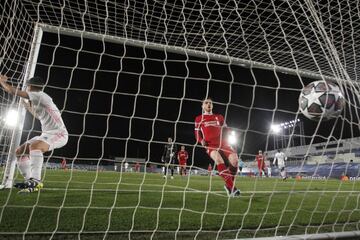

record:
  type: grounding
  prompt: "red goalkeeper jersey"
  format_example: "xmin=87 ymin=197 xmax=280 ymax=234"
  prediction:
xmin=194 ymin=113 xmax=226 ymax=145
xmin=177 ymin=150 xmax=188 ymax=164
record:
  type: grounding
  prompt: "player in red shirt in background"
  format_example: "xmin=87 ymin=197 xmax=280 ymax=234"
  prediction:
xmin=194 ymin=98 xmax=240 ymax=197
xmin=255 ymin=150 xmax=268 ymax=177
xmin=207 ymin=163 xmax=213 ymax=176
xmin=61 ymin=158 xmax=67 ymax=171
xmin=177 ymin=145 xmax=188 ymax=176
xmin=134 ymin=162 xmax=141 ymax=172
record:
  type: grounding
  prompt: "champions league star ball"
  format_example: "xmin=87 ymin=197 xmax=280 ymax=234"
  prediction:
xmin=299 ymin=80 xmax=345 ymax=121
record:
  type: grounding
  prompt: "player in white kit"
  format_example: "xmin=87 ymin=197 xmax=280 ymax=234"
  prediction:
xmin=0 ymin=75 xmax=68 ymax=193
xmin=273 ymin=149 xmax=287 ymax=180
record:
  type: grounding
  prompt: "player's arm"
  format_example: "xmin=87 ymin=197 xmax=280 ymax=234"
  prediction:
xmin=0 ymin=75 xmax=29 ymax=99
xmin=219 ymin=114 xmax=230 ymax=133
xmin=194 ymin=116 xmax=205 ymax=145
xmin=172 ymin=144 xmax=177 ymax=156
xmin=20 ymin=99 xmax=36 ymax=116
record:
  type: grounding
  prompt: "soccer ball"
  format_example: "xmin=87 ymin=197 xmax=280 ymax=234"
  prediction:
xmin=299 ymin=80 xmax=345 ymax=121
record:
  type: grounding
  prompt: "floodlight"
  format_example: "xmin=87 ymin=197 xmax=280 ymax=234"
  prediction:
xmin=4 ymin=109 xmax=19 ymax=128
xmin=228 ymin=130 xmax=237 ymax=145
xmin=270 ymin=124 xmax=281 ymax=134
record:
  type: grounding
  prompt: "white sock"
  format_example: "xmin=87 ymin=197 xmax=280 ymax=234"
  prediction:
xmin=30 ymin=150 xmax=44 ymax=181
xmin=17 ymin=156 xmax=31 ymax=180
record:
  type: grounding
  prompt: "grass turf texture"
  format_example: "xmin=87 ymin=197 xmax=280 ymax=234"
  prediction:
xmin=0 ymin=170 xmax=359 ymax=239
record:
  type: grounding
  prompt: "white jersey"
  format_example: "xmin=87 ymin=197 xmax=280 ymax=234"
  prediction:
xmin=274 ymin=152 xmax=287 ymax=167
xmin=28 ymin=91 xmax=67 ymax=133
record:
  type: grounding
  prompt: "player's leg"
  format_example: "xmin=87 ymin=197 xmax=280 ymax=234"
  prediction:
xmin=262 ymin=166 xmax=268 ymax=177
xmin=14 ymin=143 xmax=31 ymax=188
xmin=19 ymin=131 xmax=68 ymax=194
xmin=280 ymin=166 xmax=287 ymax=180
xmin=163 ymin=162 xmax=168 ymax=178
xmin=257 ymin=163 xmax=262 ymax=177
xmin=15 ymin=143 xmax=31 ymax=178
xmin=259 ymin=162 xmax=266 ymax=177
xmin=225 ymin=152 xmax=241 ymax=196
xmin=17 ymin=140 xmax=48 ymax=194
xmin=29 ymin=140 xmax=49 ymax=181
xmin=227 ymin=153 xmax=239 ymax=176
xmin=209 ymin=149 xmax=236 ymax=195
xmin=170 ymin=164 xmax=174 ymax=179
xmin=179 ymin=165 xmax=183 ymax=176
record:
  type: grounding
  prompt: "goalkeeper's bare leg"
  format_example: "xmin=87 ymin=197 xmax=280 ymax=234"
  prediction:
xmin=15 ymin=143 xmax=31 ymax=186
xmin=17 ymin=140 xmax=48 ymax=193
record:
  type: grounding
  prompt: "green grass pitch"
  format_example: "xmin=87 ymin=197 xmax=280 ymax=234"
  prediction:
xmin=0 ymin=169 xmax=359 ymax=239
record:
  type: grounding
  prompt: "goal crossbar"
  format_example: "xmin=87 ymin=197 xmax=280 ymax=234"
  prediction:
xmin=38 ymin=23 xmax=341 ymax=83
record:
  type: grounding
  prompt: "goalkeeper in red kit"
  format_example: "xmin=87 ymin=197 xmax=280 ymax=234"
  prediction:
xmin=194 ymin=98 xmax=240 ymax=197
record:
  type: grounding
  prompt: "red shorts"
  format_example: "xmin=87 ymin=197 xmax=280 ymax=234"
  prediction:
xmin=179 ymin=161 xmax=187 ymax=167
xmin=206 ymin=142 xmax=236 ymax=159
xmin=257 ymin=161 xmax=265 ymax=170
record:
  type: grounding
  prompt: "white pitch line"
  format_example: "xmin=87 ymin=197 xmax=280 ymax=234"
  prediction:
xmin=37 ymin=188 xmax=360 ymax=194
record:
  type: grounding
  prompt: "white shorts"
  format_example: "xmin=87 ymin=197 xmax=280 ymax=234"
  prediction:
xmin=278 ymin=164 xmax=285 ymax=170
xmin=27 ymin=130 xmax=68 ymax=151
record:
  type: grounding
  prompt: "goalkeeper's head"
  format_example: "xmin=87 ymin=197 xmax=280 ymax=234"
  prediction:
xmin=27 ymin=76 xmax=45 ymax=91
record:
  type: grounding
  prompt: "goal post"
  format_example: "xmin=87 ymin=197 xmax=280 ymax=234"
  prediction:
xmin=0 ymin=24 xmax=43 ymax=189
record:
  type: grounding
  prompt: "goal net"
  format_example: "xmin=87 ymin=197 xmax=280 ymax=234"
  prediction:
xmin=0 ymin=0 xmax=359 ymax=239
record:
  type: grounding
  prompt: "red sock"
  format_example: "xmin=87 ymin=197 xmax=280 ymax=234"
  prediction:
xmin=217 ymin=163 xmax=234 ymax=189
xmin=228 ymin=164 xmax=238 ymax=182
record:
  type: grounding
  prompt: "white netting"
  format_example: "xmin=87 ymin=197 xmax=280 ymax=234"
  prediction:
xmin=0 ymin=0 xmax=360 ymax=239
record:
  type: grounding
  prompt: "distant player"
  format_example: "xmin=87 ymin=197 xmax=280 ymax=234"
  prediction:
xmin=124 ymin=161 xmax=129 ymax=172
xmin=61 ymin=158 xmax=67 ymax=171
xmin=195 ymin=98 xmax=240 ymax=197
xmin=255 ymin=150 xmax=268 ymax=177
xmin=207 ymin=163 xmax=213 ymax=176
xmin=134 ymin=162 xmax=141 ymax=172
xmin=238 ymin=158 xmax=245 ymax=176
xmin=0 ymin=75 xmax=68 ymax=193
xmin=273 ymin=149 xmax=287 ymax=180
xmin=162 ymin=137 xmax=177 ymax=179
xmin=177 ymin=145 xmax=188 ymax=176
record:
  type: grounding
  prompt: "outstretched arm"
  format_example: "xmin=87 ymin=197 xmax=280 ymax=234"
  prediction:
xmin=0 ymin=75 xmax=29 ymax=99
xmin=20 ymin=99 xmax=35 ymax=116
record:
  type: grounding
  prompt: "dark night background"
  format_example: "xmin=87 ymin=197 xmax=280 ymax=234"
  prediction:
xmin=20 ymin=31 xmax=360 ymax=168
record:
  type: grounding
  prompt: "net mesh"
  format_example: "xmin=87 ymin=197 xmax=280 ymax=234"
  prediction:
xmin=0 ymin=0 xmax=359 ymax=239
